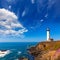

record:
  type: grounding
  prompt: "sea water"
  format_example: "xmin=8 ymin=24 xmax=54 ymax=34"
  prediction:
xmin=0 ymin=42 xmax=37 ymax=60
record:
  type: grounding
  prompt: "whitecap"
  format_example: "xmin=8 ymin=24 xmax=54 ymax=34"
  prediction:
xmin=0 ymin=50 xmax=11 ymax=58
xmin=18 ymin=51 xmax=21 ymax=55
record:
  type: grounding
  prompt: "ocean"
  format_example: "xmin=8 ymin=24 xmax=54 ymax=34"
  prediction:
xmin=0 ymin=42 xmax=38 ymax=60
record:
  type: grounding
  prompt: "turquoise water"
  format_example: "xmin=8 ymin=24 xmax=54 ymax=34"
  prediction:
xmin=0 ymin=42 xmax=37 ymax=60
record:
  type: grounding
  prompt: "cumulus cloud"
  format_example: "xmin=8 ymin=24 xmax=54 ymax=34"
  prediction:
xmin=0 ymin=8 xmax=28 ymax=36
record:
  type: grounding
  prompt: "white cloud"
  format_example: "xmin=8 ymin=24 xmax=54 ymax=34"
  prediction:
xmin=9 ymin=5 xmax=11 ymax=9
xmin=0 ymin=8 xmax=28 ymax=36
xmin=6 ymin=0 xmax=15 ymax=3
xmin=31 ymin=0 xmax=35 ymax=4
xmin=22 ymin=10 xmax=26 ymax=17
xmin=40 ymin=19 xmax=44 ymax=22
xmin=45 ymin=14 xmax=48 ymax=18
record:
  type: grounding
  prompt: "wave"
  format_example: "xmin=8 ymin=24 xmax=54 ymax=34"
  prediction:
xmin=0 ymin=50 xmax=11 ymax=58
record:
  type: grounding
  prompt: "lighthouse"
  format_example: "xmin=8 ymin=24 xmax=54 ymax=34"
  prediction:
xmin=47 ymin=28 xmax=50 ymax=41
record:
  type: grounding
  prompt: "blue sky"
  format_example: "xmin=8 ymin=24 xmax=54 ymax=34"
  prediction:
xmin=0 ymin=0 xmax=60 ymax=42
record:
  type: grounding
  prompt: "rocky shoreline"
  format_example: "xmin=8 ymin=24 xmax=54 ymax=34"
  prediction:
xmin=28 ymin=40 xmax=60 ymax=60
xmin=18 ymin=40 xmax=60 ymax=60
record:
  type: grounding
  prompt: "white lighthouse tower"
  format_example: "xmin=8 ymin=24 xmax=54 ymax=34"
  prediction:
xmin=47 ymin=28 xmax=50 ymax=41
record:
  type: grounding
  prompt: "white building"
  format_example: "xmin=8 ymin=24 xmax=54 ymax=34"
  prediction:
xmin=46 ymin=28 xmax=53 ymax=41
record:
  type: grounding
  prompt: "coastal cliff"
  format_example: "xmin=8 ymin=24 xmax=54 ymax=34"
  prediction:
xmin=28 ymin=40 xmax=60 ymax=60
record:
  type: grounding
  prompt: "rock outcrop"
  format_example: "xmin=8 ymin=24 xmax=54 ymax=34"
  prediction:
xmin=28 ymin=40 xmax=60 ymax=60
xmin=18 ymin=57 xmax=28 ymax=60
